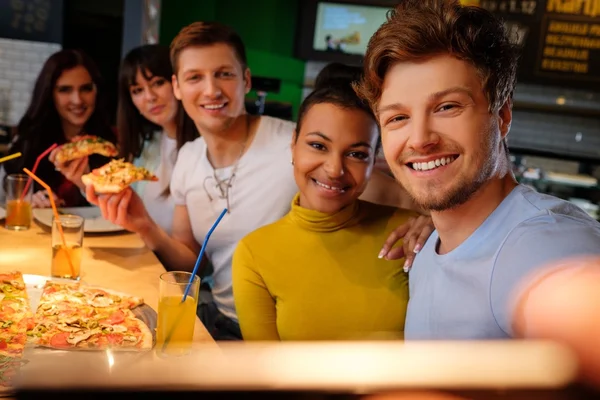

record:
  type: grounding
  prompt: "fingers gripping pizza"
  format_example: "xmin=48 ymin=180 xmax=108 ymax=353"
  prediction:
xmin=54 ymin=135 xmax=118 ymax=164
xmin=82 ymin=159 xmax=158 ymax=194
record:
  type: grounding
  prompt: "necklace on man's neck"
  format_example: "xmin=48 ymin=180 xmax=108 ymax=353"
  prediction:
xmin=203 ymin=115 xmax=252 ymax=213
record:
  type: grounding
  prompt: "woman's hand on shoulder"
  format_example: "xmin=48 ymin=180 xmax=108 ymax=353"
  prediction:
xmin=378 ymin=214 xmax=435 ymax=271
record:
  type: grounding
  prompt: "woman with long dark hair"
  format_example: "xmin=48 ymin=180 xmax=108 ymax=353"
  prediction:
xmin=1 ymin=49 xmax=116 ymax=207
xmin=111 ymin=44 xmax=197 ymax=233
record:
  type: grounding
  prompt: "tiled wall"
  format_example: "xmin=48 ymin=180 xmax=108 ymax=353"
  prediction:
xmin=0 ymin=37 xmax=61 ymax=127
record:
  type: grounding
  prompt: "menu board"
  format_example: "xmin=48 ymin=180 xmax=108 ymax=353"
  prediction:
xmin=0 ymin=0 xmax=63 ymax=44
xmin=466 ymin=0 xmax=600 ymax=90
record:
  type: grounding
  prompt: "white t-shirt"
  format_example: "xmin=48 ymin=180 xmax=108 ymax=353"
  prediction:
xmin=132 ymin=132 xmax=177 ymax=235
xmin=171 ymin=116 xmax=298 ymax=321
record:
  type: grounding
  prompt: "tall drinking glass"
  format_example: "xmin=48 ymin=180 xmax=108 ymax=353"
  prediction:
xmin=5 ymin=174 xmax=32 ymax=230
xmin=51 ymin=214 xmax=84 ymax=280
xmin=156 ymin=271 xmax=200 ymax=356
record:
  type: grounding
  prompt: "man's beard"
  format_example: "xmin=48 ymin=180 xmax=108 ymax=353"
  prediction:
xmin=407 ymin=166 xmax=490 ymax=211
xmin=394 ymin=136 xmax=499 ymax=212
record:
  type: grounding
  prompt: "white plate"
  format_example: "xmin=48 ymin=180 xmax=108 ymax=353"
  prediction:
xmin=0 ymin=207 xmax=5 ymax=220
xmin=32 ymin=207 xmax=124 ymax=233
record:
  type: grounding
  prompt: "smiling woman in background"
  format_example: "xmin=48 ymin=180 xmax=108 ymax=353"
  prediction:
xmin=1 ymin=49 xmax=116 ymax=208
xmin=231 ymin=64 xmax=424 ymax=341
xmin=111 ymin=44 xmax=198 ymax=233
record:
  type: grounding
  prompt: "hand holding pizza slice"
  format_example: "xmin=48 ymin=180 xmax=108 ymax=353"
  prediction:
xmin=82 ymin=159 xmax=158 ymax=194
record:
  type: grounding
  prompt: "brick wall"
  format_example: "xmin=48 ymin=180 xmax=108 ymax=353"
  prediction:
xmin=0 ymin=37 xmax=61 ymax=127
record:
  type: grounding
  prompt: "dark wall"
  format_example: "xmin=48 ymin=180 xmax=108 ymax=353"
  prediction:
xmin=160 ymin=0 xmax=305 ymax=120
xmin=62 ymin=0 xmax=124 ymax=125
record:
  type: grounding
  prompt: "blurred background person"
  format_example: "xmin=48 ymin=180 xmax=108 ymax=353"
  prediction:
xmin=1 ymin=49 xmax=116 ymax=208
xmin=111 ymin=44 xmax=198 ymax=234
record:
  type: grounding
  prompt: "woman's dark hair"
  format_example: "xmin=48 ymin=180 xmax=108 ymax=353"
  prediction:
xmin=4 ymin=49 xmax=115 ymax=200
xmin=295 ymin=62 xmax=379 ymax=150
xmin=117 ymin=44 xmax=198 ymax=160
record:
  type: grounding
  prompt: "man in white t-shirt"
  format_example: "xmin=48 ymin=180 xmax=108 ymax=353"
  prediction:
xmin=86 ymin=21 xmax=427 ymax=340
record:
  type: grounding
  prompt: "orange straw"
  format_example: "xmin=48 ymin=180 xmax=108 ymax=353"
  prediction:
xmin=21 ymin=143 xmax=58 ymax=200
xmin=22 ymin=168 xmax=75 ymax=277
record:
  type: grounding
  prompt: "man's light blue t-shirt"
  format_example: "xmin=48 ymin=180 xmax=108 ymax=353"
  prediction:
xmin=405 ymin=184 xmax=600 ymax=339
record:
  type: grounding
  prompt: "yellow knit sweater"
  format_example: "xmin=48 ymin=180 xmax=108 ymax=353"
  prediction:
xmin=232 ymin=193 xmax=415 ymax=341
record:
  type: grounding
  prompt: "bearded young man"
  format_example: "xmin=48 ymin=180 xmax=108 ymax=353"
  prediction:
xmin=357 ymin=0 xmax=600 ymax=339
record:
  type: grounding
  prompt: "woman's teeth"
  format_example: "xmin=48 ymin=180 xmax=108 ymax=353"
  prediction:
xmin=411 ymin=156 xmax=457 ymax=171
xmin=203 ymin=103 xmax=225 ymax=110
xmin=313 ymin=179 xmax=346 ymax=192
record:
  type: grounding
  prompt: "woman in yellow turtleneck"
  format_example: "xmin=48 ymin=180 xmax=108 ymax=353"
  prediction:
xmin=232 ymin=65 xmax=425 ymax=341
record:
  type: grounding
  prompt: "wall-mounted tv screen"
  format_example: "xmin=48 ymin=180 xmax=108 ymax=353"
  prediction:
xmin=296 ymin=0 xmax=395 ymax=66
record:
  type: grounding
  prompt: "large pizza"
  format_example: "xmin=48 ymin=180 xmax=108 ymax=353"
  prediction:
xmin=0 ymin=272 xmax=153 ymax=389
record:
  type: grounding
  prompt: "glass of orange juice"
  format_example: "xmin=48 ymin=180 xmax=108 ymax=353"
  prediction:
xmin=5 ymin=174 xmax=32 ymax=231
xmin=51 ymin=214 xmax=84 ymax=280
xmin=156 ymin=271 xmax=199 ymax=356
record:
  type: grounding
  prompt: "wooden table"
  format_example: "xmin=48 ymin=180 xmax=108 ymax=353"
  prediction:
xmin=0 ymin=219 xmax=215 ymax=345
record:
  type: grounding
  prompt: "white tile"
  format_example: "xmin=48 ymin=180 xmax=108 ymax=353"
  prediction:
xmin=5 ymin=70 xmax=22 ymax=80
xmin=21 ymin=52 xmax=38 ymax=63
xmin=4 ymin=50 xmax=24 ymax=61
xmin=23 ymin=72 xmax=37 ymax=82
xmin=0 ymin=59 xmax=11 ymax=70
xmin=10 ymin=89 xmax=22 ymax=100
xmin=8 ymin=110 xmax=24 ymax=126
xmin=12 ymin=61 xmax=29 ymax=71
xmin=0 ymin=79 xmax=10 ymax=89
xmin=17 ymin=41 xmax=35 ymax=50
xmin=0 ymin=39 xmax=13 ymax=49
xmin=29 ymin=65 xmax=42 ymax=78
xmin=11 ymin=81 xmax=28 ymax=91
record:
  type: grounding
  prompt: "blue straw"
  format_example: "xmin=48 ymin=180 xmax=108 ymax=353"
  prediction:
xmin=181 ymin=208 xmax=227 ymax=303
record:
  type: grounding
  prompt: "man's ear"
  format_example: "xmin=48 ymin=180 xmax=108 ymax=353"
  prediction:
xmin=172 ymin=74 xmax=182 ymax=100
xmin=244 ymin=68 xmax=252 ymax=94
xmin=498 ymin=99 xmax=512 ymax=140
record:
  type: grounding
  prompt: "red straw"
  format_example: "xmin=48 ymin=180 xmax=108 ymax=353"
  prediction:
xmin=20 ymin=143 xmax=58 ymax=200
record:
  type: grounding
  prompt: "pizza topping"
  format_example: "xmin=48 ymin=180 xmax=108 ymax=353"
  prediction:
xmin=49 ymin=332 xmax=72 ymax=349
xmin=0 ymin=284 xmax=16 ymax=294
xmin=103 ymin=324 xmax=127 ymax=334
xmin=0 ymin=321 xmax=12 ymax=329
xmin=66 ymin=329 xmax=101 ymax=346
xmin=106 ymin=333 xmax=124 ymax=345
xmin=54 ymin=135 xmax=118 ymax=163
xmin=2 ymin=280 xmax=24 ymax=291
xmin=91 ymin=296 xmax=114 ymax=308
xmin=123 ymin=335 xmax=138 ymax=343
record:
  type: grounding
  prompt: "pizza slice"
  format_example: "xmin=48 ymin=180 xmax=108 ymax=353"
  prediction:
xmin=0 ymin=272 xmax=32 ymax=389
xmin=37 ymin=281 xmax=144 ymax=310
xmin=81 ymin=159 xmax=158 ymax=194
xmin=54 ymin=135 xmax=118 ymax=164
